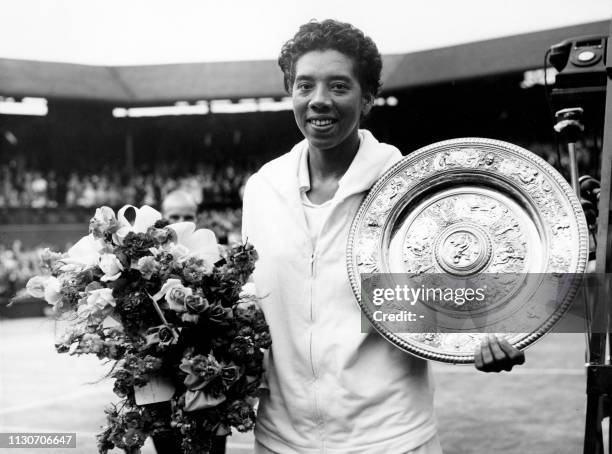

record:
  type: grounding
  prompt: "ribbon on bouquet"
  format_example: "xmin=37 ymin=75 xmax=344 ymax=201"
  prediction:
xmin=184 ymin=391 xmax=227 ymax=412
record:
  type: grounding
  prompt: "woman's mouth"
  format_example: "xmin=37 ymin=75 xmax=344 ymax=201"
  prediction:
xmin=308 ymin=118 xmax=337 ymax=129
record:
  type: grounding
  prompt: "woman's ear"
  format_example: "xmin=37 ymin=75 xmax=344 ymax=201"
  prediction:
xmin=362 ymin=94 xmax=374 ymax=117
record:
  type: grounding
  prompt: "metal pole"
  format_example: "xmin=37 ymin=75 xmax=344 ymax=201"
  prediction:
xmin=568 ymin=142 xmax=581 ymax=196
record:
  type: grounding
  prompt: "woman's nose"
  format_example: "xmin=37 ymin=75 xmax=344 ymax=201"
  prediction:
xmin=308 ymin=85 xmax=331 ymax=110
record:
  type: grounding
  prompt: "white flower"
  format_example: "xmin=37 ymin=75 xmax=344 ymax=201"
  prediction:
xmin=43 ymin=277 xmax=62 ymax=307
xmin=87 ymin=288 xmax=116 ymax=308
xmin=78 ymin=288 xmax=116 ymax=319
xmin=60 ymin=234 xmax=104 ymax=268
xmin=166 ymin=243 xmax=191 ymax=260
xmin=166 ymin=222 xmax=219 ymax=264
xmin=26 ymin=275 xmax=50 ymax=299
xmin=114 ymin=205 xmax=162 ymax=244
xmin=99 ymin=253 xmax=124 ymax=282
xmin=26 ymin=275 xmax=65 ymax=307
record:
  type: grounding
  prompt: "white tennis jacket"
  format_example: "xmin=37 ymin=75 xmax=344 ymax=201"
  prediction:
xmin=242 ymin=130 xmax=437 ymax=454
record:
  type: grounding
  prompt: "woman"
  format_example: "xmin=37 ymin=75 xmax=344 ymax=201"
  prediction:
xmin=242 ymin=19 xmax=524 ymax=454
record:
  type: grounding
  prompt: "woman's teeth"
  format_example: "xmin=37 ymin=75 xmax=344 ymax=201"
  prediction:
xmin=311 ymin=119 xmax=334 ymax=126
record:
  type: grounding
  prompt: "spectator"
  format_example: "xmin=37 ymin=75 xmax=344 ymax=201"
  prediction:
xmin=161 ymin=190 xmax=197 ymax=223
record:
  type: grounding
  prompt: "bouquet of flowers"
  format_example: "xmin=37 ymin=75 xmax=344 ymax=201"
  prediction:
xmin=26 ymin=205 xmax=270 ymax=454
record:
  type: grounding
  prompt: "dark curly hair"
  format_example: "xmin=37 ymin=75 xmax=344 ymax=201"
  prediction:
xmin=278 ymin=19 xmax=382 ymax=100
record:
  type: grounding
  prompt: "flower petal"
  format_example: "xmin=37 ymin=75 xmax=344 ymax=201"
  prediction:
xmin=65 ymin=235 xmax=103 ymax=266
xmin=167 ymin=222 xmax=196 ymax=246
xmin=182 ymin=228 xmax=220 ymax=263
xmin=117 ymin=205 xmax=137 ymax=229
xmin=133 ymin=205 xmax=162 ymax=233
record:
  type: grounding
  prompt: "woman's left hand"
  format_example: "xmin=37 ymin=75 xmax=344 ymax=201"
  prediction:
xmin=474 ymin=334 xmax=525 ymax=373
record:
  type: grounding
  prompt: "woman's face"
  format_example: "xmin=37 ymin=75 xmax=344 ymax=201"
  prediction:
xmin=291 ymin=49 xmax=370 ymax=153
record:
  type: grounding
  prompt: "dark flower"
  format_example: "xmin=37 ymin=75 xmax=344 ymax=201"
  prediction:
xmin=158 ymin=326 xmax=174 ymax=344
xmin=124 ymin=411 xmax=143 ymax=429
xmin=225 ymin=400 xmax=255 ymax=432
xmin=234 ymin=300 xmax=259 ymax=322
xmin=180 ymin=255 xmax=212 ymax=283
xmin=228 ymin=336 xmax=256 ymax=363
xmin=185 ymin=295 xmax=209 ymax=314
xmin=220 ymin=363 xmax=242 ymax=389
xmin=205 ymin=304 xmax=233 ymax=326
xmin=117 ymin=232 xmax=156 ymax=261
xmin=154 ymin=219 xmax=171 ymax=228
xmin=180 ymin=354 xmax=222 ymax=390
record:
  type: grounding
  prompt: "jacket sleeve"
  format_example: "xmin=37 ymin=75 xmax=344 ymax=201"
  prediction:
xmin=241 ymin=174 xmax=258 ymax=244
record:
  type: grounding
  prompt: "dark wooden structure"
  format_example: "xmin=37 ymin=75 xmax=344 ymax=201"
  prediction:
xmin=586 ymin=18 xmax=612 ymax=454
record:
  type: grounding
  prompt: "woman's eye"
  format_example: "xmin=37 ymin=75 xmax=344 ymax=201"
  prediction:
xmin=331 ymin=83 xmax=348 ymax=91
xmin=296 ymin=82 xmax=312 ymax=91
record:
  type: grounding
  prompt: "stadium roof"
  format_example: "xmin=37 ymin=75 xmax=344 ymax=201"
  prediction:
xmin=0 ymin=20 xmax=608 ymax=106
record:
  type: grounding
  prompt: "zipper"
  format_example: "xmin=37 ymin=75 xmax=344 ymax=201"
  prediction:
xmin=309 ymin=251 xmax=317 ymax=378
xmin=308 ymin=250 xmax=324 ymax=436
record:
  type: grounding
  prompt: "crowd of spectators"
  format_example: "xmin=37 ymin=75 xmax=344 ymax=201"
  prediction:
xmin=0 ymin=163 xmax=252 ymax=209
xmin=0 ymin=240 xmax=43 ymax=299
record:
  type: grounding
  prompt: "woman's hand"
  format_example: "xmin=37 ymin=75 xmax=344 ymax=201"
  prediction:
xmin=474 ymin=334 xmax=525 ymax=373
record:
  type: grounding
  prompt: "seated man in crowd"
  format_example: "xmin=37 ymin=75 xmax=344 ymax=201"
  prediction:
xmin=161 ymin=190 xmax=198 ymax=223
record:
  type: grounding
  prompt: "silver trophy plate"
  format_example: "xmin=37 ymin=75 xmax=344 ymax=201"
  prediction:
xmin=347 ymin=138 xmax=589 ymax=363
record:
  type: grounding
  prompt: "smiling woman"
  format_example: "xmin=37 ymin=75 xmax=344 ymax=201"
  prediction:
xmin=241 ymin=19 xmax=445 ymax=454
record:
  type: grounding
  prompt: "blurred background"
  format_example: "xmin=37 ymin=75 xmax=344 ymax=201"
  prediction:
xmin=0 ymin=1 xmax=610 ymax=453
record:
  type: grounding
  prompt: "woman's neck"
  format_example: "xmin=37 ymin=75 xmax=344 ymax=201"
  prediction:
xmin=307 ymin=132 xmax=360 ymax=182
xmin=305 ymin=132 xmax=360 ymax=204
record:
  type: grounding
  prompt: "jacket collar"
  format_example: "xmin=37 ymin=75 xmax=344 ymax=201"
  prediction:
xmin=258 ymin=129 xmax=402 ymax=208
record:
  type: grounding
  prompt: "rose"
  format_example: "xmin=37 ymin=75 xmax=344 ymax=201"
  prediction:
xmin=134 ymin=256 xmax=161 ymax=280
xmin=158 ymin=326 xmax=174 ymax=343
xmin=167 ymin=286 xmax=192 ymax=312
xmin=185 ymin=294 xmax=209 ymax=314
xmin=99 ymin=253 xmax=124 ymax=281
xmin=220 ymin=363 xmax=242 ymax=389
xmin=145 ymin=325 xmax=176 ymax=347
xmin=146 ymin=226 xmax=176 ymax=244
xmin=152 ymin=279 xmax=192 ymax=312
xmin=78 ymin=288 xmax=115 ymax=320
xmin=87 ymin=288 xmax=116 ymax=309
xmin=89 ymin=206 xmax=119 ymax=239
xmin=205 ymin=303 xmax=233 ymax=325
